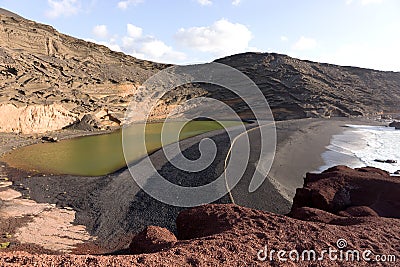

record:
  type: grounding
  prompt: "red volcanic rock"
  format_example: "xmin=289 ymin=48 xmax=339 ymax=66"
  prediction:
xmin=176 ymin=204 xmax=239 ymax=240
xmin=1 ymin=166 xmax=399 ymax=266
xmin=291 ymin=165 xmax=400 ymax=218
xmin=339 ymin=206 xmax=379 ymax=217
xmin=2 ymin=204 xmax=400 ymax=266
xmin=129 ymin=226 xmax=177 ymax=254
xmin=290 ymin=206 xmax=382 ymax=227
xmin=290 ymin=206 xmax=343 ymax=223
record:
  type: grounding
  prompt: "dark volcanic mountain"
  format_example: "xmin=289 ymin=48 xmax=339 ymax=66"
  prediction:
xmin=216 ymin=53 xmax=400 ymax=120
xmin=1 ymin=9 xmax=400 ymax=133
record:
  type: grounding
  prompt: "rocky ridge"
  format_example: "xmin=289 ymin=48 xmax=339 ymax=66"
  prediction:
xmin=215 ymin=53 xmax=400 ymax=120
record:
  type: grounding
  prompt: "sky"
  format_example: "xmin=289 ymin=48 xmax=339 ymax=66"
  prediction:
xmin=0 ymin=0 xmax=399 ymax=71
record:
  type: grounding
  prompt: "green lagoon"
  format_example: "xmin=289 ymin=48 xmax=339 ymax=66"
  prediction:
xmin=2 ymin=121 xmax=240 ymax=176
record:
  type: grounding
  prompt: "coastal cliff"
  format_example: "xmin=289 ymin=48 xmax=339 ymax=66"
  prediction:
xmin=0 ymin=9 xmax=168 ymax=133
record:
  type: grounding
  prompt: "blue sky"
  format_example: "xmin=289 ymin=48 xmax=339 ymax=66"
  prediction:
xmin=1 ymin=0 xmax=399 ymax=71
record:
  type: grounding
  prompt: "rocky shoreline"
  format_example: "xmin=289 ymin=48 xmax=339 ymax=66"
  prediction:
xmin=1 ymin=118 xmax=398 ymax=263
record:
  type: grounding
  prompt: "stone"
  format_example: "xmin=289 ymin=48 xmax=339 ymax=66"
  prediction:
xmin=290 ymin=166 xmax=399 ymax=218
xmin=129 ymin=226 xmax=177 ymax=254
xmin=374 ymin=159 xmax=397 ymax=164
xmin=339 ymin=206 xmax=379 ymax=217
xmin=0 ymin=188 xmax=22 ymax=201
xmin=389 ymin=121 xmax=400 ymax=129
xmin=41 ymin=136 xmax=58 ymax=142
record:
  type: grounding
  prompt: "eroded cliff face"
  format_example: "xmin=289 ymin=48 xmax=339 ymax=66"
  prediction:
xmin=0 ymin=11 xmax=170 ymax=133
xmin=0 ymin=103 xmax=76 ymax=134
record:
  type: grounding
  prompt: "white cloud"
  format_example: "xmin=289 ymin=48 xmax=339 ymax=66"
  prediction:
xmin=232 ymin=0 xmax=241 ymax=6
xmin=99 ymin=42 xmax=122 ymax=53
xmin=105 ymin=43 xmax=123 ymax=53
xmin=319 ymin=42 xmax=400 ymax=71
xmin=127 ymin=24 xmax=143 ymax=38
xmin=197 ymin=0 xmax=212 ymax=6
xmin=85 ymin=38 xmax=122 ymax=52
xmin=117 ymin=0 xmax=144 ymax=10
xmin=175 ymin=19 xmax=253 ymax=57
xmin=280 ymin=36 xmax=288 ymax=42
xmin=46 ymin=0 xmax=81 ymax=18
xmin=141 ymin=40 xmax=186 ymax=61
xmin=124 ymin=37 xmax=186 ymax=63
xmin=92 ymin=25 xmax=108 ymax=39
xmin=346 ymin=0 xmax=383 ymax=5
xmin=292 ymin=36 xmax=317 ymax=50
xmin=361 ymin=0 xmax=383 ymax=4
xmin=121 ymin=24 xmax=186 ymax=63
xmin=140 ymin=40 xmax=170 ymax=58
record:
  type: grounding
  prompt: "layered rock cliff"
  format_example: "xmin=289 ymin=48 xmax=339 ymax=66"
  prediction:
xmin=0 ymin=103 xmax=76 ymax=133
xmin=0 ymin=10 xmax=169 ymax=133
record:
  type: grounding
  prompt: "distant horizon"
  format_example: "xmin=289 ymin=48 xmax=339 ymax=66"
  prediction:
xmin=0 ymin=0 xmax=399 ymax=71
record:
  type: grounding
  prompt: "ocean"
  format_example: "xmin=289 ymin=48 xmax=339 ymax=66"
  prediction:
xmin=317 ymin=124 xmax=400 ymax=174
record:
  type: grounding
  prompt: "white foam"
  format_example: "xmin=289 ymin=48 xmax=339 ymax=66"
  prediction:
xmin=317 ymin=125 xmax=400 ymax=174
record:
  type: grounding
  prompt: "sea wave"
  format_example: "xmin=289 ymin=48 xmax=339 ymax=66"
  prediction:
xmin=318 ymin=125 xmax=400 ymax=174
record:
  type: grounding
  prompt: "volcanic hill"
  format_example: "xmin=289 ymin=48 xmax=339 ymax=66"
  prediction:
xmin=1 ymin=9 xmax=400 ymax=133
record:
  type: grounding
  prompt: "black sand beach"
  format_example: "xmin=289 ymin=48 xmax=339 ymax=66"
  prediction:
xmin=0 ymin=117 xmax=387 ymax=253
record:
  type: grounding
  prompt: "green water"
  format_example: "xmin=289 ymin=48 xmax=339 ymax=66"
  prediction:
xmin=2 ymin=121 xmax=240 ymax=176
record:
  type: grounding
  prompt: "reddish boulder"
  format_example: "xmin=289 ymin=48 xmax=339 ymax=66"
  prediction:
xmin=289 ymin=206 xmax=370 ymax=226
xmin=129 ymin=226 xmax=177 ymax=254
xmin=176 ymin=204 xmax=239 ymax=240
xmin=339 ymin=206 xmax=379 ymax=217
xmin=290 ymin=206 xmax=342 ymax=223
xmin=290 ymin=165 xmax=400 ymax=218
